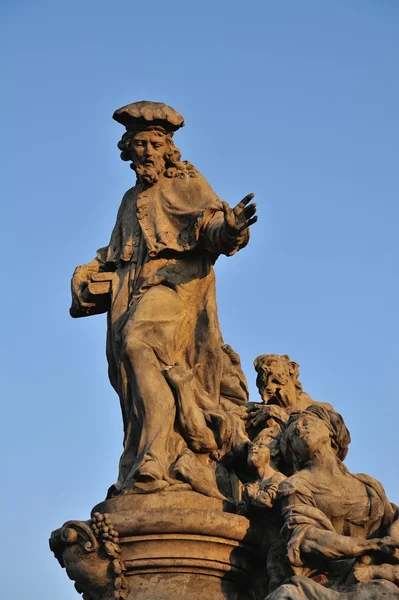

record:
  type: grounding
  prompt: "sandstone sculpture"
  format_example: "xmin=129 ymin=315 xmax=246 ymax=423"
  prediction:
xmin=70 ymin=101 xmax=256 ymax=499
xmin=51 ymin=102 xmax=399 ymax=600
xmin=265 ymin=405 xmax=399 ymax=599
xmin=247 ymin=359 xmax=399 ymax=599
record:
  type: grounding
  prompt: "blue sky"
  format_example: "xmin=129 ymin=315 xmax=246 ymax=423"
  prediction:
xmin=1 ymin=1 xmax=398 ymax=598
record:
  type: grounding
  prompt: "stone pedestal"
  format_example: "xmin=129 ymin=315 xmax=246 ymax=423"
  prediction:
xmin=50 ymin=492 xmax=264 ymax=600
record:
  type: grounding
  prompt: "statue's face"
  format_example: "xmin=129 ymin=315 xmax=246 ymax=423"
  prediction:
xmin=257 ymin=358 xmax=291 ymax=403
xmin=288 ymin=414 xmax=330 ymax=462
xmin=247 ymin=439 xmax=271 ymax=470
xmin=130 ymin=131 xmax=167 ymax=172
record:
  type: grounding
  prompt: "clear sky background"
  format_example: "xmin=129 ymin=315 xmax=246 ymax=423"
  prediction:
xmin=1 ymin=1 xmax=398 ymax=598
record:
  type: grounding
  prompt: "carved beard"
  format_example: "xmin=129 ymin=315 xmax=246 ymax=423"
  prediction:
xmin=261 ymin=383 xmax=284 ymax=406
xmin=135 ymin=163 xmax=164 ymax=185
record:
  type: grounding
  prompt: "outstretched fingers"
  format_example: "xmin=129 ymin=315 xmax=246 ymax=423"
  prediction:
xmin=237 ymin=214 xmax=258 ymax=233
xmin=222 ymin=200 xmax=236 ymax=227
xmin=233 ymin=192 xmax=255 ymax=216
xmin=242 ymin=203 xmax=257 ymax=219
xmin=222 ymin=200 xmax=230 ymax=213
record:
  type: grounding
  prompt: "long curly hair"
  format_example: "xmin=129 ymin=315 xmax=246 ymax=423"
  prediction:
xmin=253 ymin=354 xmax=304 ymax=397
xmin=117 ymin=128 xmax=197 ymax=179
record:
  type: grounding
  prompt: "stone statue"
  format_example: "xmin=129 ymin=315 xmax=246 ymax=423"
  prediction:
xmin=265 ymin=405 xmax=399 ymax=598
xmin=243 ymin=363 xmax=399 ymax=599
xmin=70 ymin=101 xmax=257 ymax=497
xmin=51 ymin=104 xmax=398 ymax=600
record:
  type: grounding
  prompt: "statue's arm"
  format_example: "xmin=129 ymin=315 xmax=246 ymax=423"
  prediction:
xmin=201 ymin=209 xmax=249 ymax=256
xmin=200 ymin=193 xmax=256 ymax=257
xmin=70 ymin=247 xmax=115 ymax=318
xmin=297 ymin=525 xmax=383 ymax=562
xmin=280 ymin=492 xmax=399 ymax=568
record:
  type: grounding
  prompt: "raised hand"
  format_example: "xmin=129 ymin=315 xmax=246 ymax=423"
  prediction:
xmin=222 ymin=193 xmax=257 ymax=238
xmin=377 ymin=536 xmax=399 ymax=559
xmin=247 ymin=404 xmax=289 ymax=428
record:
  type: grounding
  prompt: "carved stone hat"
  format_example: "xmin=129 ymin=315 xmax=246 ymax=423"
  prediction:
xmin=113 ymin=101 xmax=185 ymax=135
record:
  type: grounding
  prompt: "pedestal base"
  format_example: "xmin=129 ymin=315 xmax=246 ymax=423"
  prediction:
xmin=50 ymin=492 xmax=264 ymax=600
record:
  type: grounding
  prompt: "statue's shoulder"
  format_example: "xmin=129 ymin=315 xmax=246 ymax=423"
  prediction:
xmin=116 ymin=185 xmax=138 ymax=214
xmin=165 ymin=164 xmax=221 ymax=208
xmin=278 ymin=472 xmax=314 ymax=500
xmin=122 ymin=185 xmax=138 ymax=201
xmin=352 ymin=472 xmax=386 ymax=498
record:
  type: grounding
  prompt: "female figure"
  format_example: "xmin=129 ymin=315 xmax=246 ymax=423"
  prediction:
xmin=267 ymin=405 xmax=399 ymax=599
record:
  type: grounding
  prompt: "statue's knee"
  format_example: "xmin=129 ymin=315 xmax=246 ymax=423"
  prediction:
xmin=122 ymin=332 xmax=149 ymax=364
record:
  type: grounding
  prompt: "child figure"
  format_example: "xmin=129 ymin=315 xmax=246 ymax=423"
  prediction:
xmin=238 ymin=421 xmax=293 ymax=593
xmin=239 ymin=422 xmax=285 ymax=511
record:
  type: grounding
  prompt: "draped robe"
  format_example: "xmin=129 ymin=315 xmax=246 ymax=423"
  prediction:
xmin=70 ymin=168 xmax=249 ymax=494
xmin=266 ymin=471 xmax=399 ymax=599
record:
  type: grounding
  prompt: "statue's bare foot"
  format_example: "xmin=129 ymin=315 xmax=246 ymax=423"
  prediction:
xmin=163 ymin=363 xmax=199 ymax=387
xmin=353 ymin=564 xmax=372 ymax=582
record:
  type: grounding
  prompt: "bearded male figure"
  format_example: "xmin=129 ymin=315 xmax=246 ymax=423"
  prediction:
xmin=70 ymin=101 xmax=256 ymax=496
xmin=248 ymin=354 xmax=335 ymax=436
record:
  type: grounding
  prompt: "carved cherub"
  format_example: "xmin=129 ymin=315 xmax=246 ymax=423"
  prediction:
xmin=237 ymin=423 xmax=293 ymax=593
xmin=238 ymin=423 xmax=285 ymax=514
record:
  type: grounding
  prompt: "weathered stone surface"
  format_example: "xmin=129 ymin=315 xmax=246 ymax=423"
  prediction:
xmin=244 ymin=356 xmax=399 ymax=598
xmin=70 ymin=101 xmax=255 ymax=498
xmin=51 ymin=492 xmax=264 ymax=600
xmin=51 ymin=102 xmax=399 ymax=599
